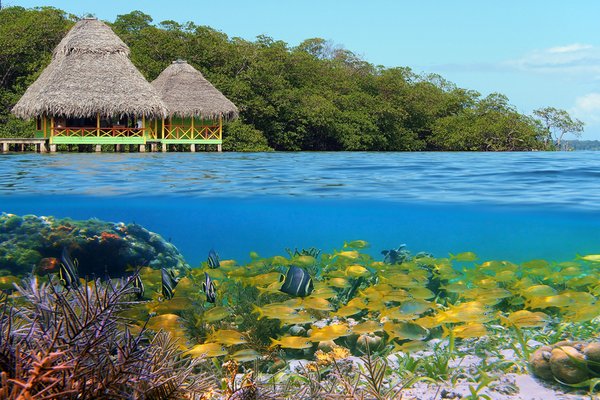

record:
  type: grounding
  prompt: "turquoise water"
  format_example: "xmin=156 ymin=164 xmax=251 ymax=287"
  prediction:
xmin=1 ymin=152 xmax=599 ymax=265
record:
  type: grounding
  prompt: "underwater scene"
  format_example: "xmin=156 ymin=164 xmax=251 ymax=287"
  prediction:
xmin=2 ymin=151 xmax=600 ymax=399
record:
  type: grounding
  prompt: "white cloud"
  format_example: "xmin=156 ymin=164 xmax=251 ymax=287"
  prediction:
xmin=547 ymin=43 xmax=593 ymax=54
xmin=571 ymin=93 xmax=600 ymax=126
xmin=506 ymin=43 xmax=600 ymax=79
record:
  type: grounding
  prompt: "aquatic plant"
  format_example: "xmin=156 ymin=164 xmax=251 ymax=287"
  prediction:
xmin=0 ymin=275 xmax=216 ymax=399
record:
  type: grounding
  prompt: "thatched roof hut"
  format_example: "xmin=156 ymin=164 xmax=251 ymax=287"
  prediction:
xmin=151 ymin=60 xmax=238 ymax=121
xmin=12 ymin=18 xmax=167 ymax=119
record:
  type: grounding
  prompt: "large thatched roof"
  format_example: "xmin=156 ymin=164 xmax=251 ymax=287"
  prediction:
xmin=12 ymin=19 xmax=167 ymax=119
xmin=151 ymin=60 xmax=239 ymax=120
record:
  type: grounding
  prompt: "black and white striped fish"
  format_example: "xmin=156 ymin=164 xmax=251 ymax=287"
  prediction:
xmin=207 ymin=248 xmax=220 ymax=269
xmin=59 ymin=247 xmax=80 ymax=290
xmin=161 ymin=268 xmax=178 ymax=300
xmin=202 ymin=272 xmax=216 ymax=303
xmin=132 ymin=274 xmax=144 ymax=300
xmin=280 ymin=266 xmax=314 ymax=297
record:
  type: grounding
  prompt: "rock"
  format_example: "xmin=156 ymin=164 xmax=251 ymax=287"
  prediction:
xmin=0 ymin=213 xmax=189 ymax=277
xmin=549 ymin=346 xmax=589 ymax=384
xmin=584 ymin=342 xmax=600 ymax=373
xmin=529 ymin=346 xmax=554 ymax=380
xmin=317 ymin=340 xmax=337 ymax=353
xmin=288 ymin=325 xmax=307 ymax=337
xmin=355 ymin=334 xmax=383 ymax=353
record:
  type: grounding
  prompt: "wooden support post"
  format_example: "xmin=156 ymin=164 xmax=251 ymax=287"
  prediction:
xmin=20 ymin=144 xmax=25 ymax=152
xmin=115 ymin=144 xmax=121 ymax=152
xmin=217 ymin=144 xmax=222 ymax=152
xmin=97 ymin=113 xmax=100 ymax=137
xmin=190 ymin=144 xmax=195 ymax=152
xmin=95 ymin=145 xmax=102 ymax=153
xmin=151 ymin=143 xmax=157 ymax=152
xmin=162 ymin=143 xmax=167 ymax=152
xmin=2 ymin=142 xmax=8 ymax=153
xmin=139 ymin=144 xmax=146 ymax=153
xmin=49 ymin=144 xmax=56 ymax=153
xmin=39 ymin=142 xmax=47 ymax=153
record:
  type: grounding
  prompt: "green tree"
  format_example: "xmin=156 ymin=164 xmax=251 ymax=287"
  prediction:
xmin=533 ymin=107 xmax=584 ymax=149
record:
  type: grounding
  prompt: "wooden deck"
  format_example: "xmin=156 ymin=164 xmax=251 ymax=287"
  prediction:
xmin=0 ymin=138 xmax=221 ymax=153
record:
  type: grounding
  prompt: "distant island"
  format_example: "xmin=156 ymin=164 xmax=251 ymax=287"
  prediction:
xmin=0 ymin=6 xmax=585 ymax=152
xmin=564 ymin=140 xmax=600 ymax=151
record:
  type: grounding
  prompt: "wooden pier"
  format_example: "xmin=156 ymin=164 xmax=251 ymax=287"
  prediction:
xmin=0 ymin=138 xmax=221 ymax=153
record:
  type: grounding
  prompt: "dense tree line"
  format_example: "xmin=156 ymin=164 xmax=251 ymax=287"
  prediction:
xmin=0 ymin=7 xmax=584 ymax=151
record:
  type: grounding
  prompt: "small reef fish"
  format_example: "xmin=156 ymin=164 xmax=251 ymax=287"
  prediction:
xmin=443 ymin=323 xmax=487 ymax=339
xmin=344 ymin=240 xmax=370 ymax=249
xmin=229 ymin=349 xmax=261 ymax=362
xmin=278 ymin=310 xmax=316 ymax=325
xmin=207 ymin=248 xmax=220 ymax=269
xmin=207 ymin=329 xmax=247 ymax=346
xmin=449 ymin=252 xmax=478 ymax=262
xmin=336 ymin=304 xmax=363 ymax=317
xmin=39 ymin=257 xmax=60 ymax=273
xmin=252 ymin=304 xmax=298 ymax=320
xmin=334 ymin=250 xmax=360 ymax=260
xmin=577 ymin=254 xmax=600 ymax=262
xmin=308 ymin=324 xmax=352 ymax=342
xmin=501 ymin=310 xmax=549 ymax=328
xmin=244 ymin=272 xmax=282 ymax=287
xmin=300 ymin=296 xmax=333 ymax=311
xmin=351 ymin=320 xmax=384 ymax=334
xmin=383 ymin=321 xmax=429 ymax=341
xmin=202 ymin=306 xmax=231 ymax=323
xmin=59 ymin=247 xmax=80 ymax=290
xmin=327 ymin=277 xmax=351 ymax=288
xmin=202 ymin=272 xmax=216 ymax=303
xmin=392 ymin=340 xmax=428 ymax=353
xmin=345 ymin=265 xmax=370 ymax=278
xmin=186 ymin=342 xmax=228 ymax=358
xmin=0 ymin=276 xmax=20 ymax=291
xmin=280 ymin=266 xmax=314 ymax=297
xmin=270 ymin=336 xmax=313 ymax=349
xmin=132 ymin=274 xmax=144 ymax=300
xmin=161 ymin=268 xmax=179 ymax=300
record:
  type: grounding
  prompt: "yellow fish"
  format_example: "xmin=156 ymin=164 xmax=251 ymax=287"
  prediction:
xmin=327 ymin=277 xmax=351 ymax=288
xmin=345 ymin=265 xmax=370 ymax=278
xmin=392 ymin=340 xmax=427 ymax=353
xmin=279 ymin=310 xmax=317 ymax=325
xmin=351 ymin=320 xmax=384 ymax=334
xmin=336 ymin=304 xmax=363 ymax=317
xmin=344 ymin=240 xmax=370 ymax=249
xmin=206 ymin=329 xmax=247 ymax=346
xmin=229 ymin=349 xmax=261 ymax=362
xmin=383 ymin=321 xmax=429 ymax=341
xmin=252 ymin=304 xmax=297 ymax=320
xmin=300 ymin=296 xmax=334 ymax=311
xmin=244 ymin=272 xmax=282 ymax=287
xmin=186 ymin=342 xmax=228 ymax=358
xmin=443 ymin=323 xmax=487 ymax=339
xmin=309 ymin=324 xmax=353 ymax=342
xmin=203 ymin=306 xmax=231 ymax=323
xmin=501 ymin=310 xmax=549 ymax=328
xmin=270 ymin=336 xmax=313 ymax=349
xmin=577 ymin=254 xmax=600 ymax=262
xmin=449 ymin=252 xmax=477 ymax=262
xmin=334 ymin=250 xmax=360 ymax=260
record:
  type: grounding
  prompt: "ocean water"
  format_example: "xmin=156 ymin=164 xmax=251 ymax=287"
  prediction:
xmin=1 ymin=151 xmax=599 ymax=266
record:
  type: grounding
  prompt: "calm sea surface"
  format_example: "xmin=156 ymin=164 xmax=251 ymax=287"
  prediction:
xmin=1 ymin=151 xmax=599 ymax=265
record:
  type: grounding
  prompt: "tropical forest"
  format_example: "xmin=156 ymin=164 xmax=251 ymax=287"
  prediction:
xmin=0 ymin=6 xmax=584 ymax=151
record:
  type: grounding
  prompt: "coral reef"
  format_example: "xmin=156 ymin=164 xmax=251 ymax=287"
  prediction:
xmin=0 ymin=213 xmax=189 ymax=277
xmin=0 ymin=276 xmax=214 ymax=399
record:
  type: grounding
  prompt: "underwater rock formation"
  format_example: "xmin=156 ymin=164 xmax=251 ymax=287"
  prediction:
xmin=530 ymin=340 xmax=600 ymax=384
xmin=0 ymin=213 xmax=189 ymax=277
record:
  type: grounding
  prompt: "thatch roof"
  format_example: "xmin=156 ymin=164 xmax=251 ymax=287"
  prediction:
xmin=151 ymin=60 xmax=239 ymax=120
xmin=12 ymin=19 xmax=167 ymax=119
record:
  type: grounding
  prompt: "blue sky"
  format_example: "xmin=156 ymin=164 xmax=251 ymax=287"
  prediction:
xmin=8 ymin=0 xmax=600 ymax=139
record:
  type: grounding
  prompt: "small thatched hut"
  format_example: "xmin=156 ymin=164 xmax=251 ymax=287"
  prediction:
xmin=12 ymin=18 xmax=167 ymax=145
xmin=150 ymin=60 xmax=238 ymax=150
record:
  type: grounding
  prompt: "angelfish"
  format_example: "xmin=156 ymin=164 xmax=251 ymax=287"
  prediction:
xmin=280 ymin=266 xmax=314 ymax=297
xmin=203 ymin=272 xmax=216 ymax=303
xmin=132 ymin=274 xmax=144 ymax=300
xmin=59 ymin=247 xmax=80 ymax=290
xmin=207 ymin=248 xmax=220 ymax=269
xmin=161 ymin=268 xmax=179 ymax=300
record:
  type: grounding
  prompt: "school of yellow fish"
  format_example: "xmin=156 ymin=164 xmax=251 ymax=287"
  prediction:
xmin=120 ymin=244 xmax=600 ymax=360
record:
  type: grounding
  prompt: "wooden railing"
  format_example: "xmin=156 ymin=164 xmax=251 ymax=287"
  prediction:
xmin=163 ymin=125 xmax=221 ymax=140
xmin=52 ymin=127 xmax=146 ymax=138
